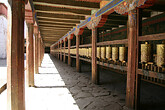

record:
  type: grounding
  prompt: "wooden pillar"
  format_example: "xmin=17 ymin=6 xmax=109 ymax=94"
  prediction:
xmin=68 ymin=39 xmax=71 ymax=66
xmin=60 ymin=43 xmax=62 ymax=61
xmin=38 ymin=35 xmax=41 ymax=67
xmin=76 ymin=35 xmax=80 ymax=72
xmin=92 ymin=28 xmax=99 ymax=84
xmin=64 ymin=41 xmax=66 ymax=63
xmin=135 ymin=9 xmax=142 ymax=110
xmin=7 ymin=0 xmax=25 ymax=110
xmin=26 ymin=23 xmax=34 ymax=87
xmin=126 ymin=9 xmax=138 ymax=109
xmin=58 ymin=43 xmax=59 ymax=59
xmin=34 ymin=32 xmax=39 ymax=74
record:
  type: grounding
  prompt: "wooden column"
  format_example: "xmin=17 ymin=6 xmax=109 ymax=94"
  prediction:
xmin=126 ymin=9 xmax=138 ymax=109
xmin=76 ymin=35 xmax=80 ymax=72
xmin=26 ymin=23 xmax=34 ymax=87
xmin=64 ymin=41 xmax=66 ymax=63
xmin=7 ymin=1 xmax=25 ymax=110
xmin=68 ymin=39 xmax=71 ymax=66
xmin=58 ymin=43 xmax=59 ymax=59
xmin=38 ymin=35 xmax=41 ymax=67
xmin=60 ymin=43 xmax=62 ymax=61
xmin=34 ymin=32 xmax=39 ymax=74
xmin=135 ymin=8 xmax=142 ymax=110
xmin=92 ymin=28 xmax=99 ymax=84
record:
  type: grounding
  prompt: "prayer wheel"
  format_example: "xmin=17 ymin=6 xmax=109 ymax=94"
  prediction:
xmin=141 ymin=42 xmax=151 ymax=63
xmin=157 ymin=43 xmax=165 ymax=67
xmin=106 ymin=46 xmax=112 ymax=60
xmin=97 ymin=47 xmax=101 ymax=59
xmin=112 ymin=47 xmax=118 ymax=61
xmin=86 ymin=48 xmax=89 ymax=57
xmin=88 ymin=48 xmax=92 ymax=58
xmin=101 ymin=47 xmax=106 ymax=59
xmin=119 ymin=47 xmax=126 ymax=62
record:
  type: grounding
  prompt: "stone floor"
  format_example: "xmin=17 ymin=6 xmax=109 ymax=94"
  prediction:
xmin=0 ymin=59 xmax=7 ymax=92
xmin=0 ymin=54 xmax=165 ymax=110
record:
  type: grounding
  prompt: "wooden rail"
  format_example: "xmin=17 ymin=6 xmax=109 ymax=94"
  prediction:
xmin=139 ymin=33 xmax=165 ymax=41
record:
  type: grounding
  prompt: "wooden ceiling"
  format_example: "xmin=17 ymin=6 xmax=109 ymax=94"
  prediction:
xmin=32 ymin=0 xmax=165 ymax=47
xmin=32 ymin=0 xmax=102 ymax=47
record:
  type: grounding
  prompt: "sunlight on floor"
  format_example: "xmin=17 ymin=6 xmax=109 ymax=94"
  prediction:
xmin=0 ymin=54 xmax=80 ymax=110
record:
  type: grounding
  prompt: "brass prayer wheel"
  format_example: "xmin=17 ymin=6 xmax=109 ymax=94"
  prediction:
xmin=88 ymin=48 xmax=92 ymax=58
xmin=112 ymin=47 xmax=119 ymax=61
xmin=119 ymin=47 xmax=126 ymax=62
xmin=97 ymin=47 xmax=101 ymax=59
xmin=106 ymin=46 xmax=112 ymax=60
xmin=157 ymin=43 xmax=165 ymax=67
xmin=141 ymin=42 xmax=151 ymax=63
xmin=101 ymin=47 xmax=106 ymax=59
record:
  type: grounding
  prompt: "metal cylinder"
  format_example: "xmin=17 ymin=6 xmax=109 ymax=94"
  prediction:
xmin=101 ymin=47 xmax=106 ymax=59
xmin=141 ymin=42 xmax=151 ymax=63
xmin=119 ymin=47 xmax=126 ymax=62
xmin=112 ymin=47 xmax=118 ymax=61
xmin=106 ymin=46 xmax=112 ymax=60
xmin=157 ymin=43 xmax=165 ymax=67
xmin=88 ymin=48 xmax=92 ymax=58
xmin=97 ymin=47 xmax=101 ymax=59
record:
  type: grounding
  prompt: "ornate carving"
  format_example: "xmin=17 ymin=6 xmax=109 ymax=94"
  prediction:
xmin=87 ymin=15 xmax=101 ymax=29
xmin=87 ymin=15 xmax=107 ymax=29
xmin=74 ymin=27 xmax=84 ymax=36
xmin=114 ymin=0 xmax=147 ymax=14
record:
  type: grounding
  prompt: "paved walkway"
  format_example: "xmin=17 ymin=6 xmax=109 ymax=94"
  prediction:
xmin=0 ymin=59 xmax=7 ymax=93
xmin=0 ymin=54 xmax=128 ymax=110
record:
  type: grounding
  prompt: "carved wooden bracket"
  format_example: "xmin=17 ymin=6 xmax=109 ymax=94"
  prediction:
xmin=33 ymin=25 xmax=38 ymax=35
xmin=114 ymin=0 xmax=154 ymax=15
xmin=87 ymin=15 xmax=107 ymax=29
xmin=74 ymin=27 xmax=84 ymax=36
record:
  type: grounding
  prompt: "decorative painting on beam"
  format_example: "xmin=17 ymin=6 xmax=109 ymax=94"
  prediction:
xmin=74 ymin=27 xmax=84 ymax=36
xmin=78 ymin=17 xmax=91 ymax=29
xmin=114 ymin=0 xmax=154 ymax=15
xmin=87 ymin=15 xmax=107 ymax=29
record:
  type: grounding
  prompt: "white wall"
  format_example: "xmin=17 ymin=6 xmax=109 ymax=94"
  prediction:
xmin=0 ymin=16 xmax=7 ymax=58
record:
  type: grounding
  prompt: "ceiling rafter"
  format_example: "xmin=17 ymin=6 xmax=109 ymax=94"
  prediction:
xmin=33 ymin=0 xmax=99 ymax=10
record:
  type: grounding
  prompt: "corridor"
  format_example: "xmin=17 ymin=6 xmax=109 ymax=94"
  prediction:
xmin=0 ymin=54 xmax=127 ymax=110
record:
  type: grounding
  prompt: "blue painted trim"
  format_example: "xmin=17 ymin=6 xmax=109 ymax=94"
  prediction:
xmin=69 ymin=28 xmax=75 ymax=35
xmin=77 ymin=17 xmax=91 ymax=28
xmin=95 ymin=0 xmax=124 ymax=17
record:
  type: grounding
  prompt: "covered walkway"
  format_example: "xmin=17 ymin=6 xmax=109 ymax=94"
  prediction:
xmin=0 ymin=54 xmax=128 ymax=110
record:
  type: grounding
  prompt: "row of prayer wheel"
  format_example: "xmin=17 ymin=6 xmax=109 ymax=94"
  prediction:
xmin=141 ymin=41 xmax=165 ymax=73
xmin=57 ymin=46 xmax=127 ymax=63
xmin=67 ymin=46 xmax=127 ymax=63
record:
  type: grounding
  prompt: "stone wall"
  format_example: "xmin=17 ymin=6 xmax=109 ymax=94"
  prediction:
xmin=0 ymin=15 xmax=7 ymax=58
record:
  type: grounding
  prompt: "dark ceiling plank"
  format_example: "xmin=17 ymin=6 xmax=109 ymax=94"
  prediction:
xmin=39 ymin=24 xmax=74 ymax=28
xmin=38 ymin=19 xmax=80 ymax=24
xmin=36 ymin=13 xmax=85 ymax=20
xmin=33 ymin=0 xmax=99 ymax=10
xmin=38 ymin=21 xmax=77 ymax=26
xmin=37 ymin=16 xmax=82 ymax=21
xmin=34 ymin=5 xmax=91 ymax=16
